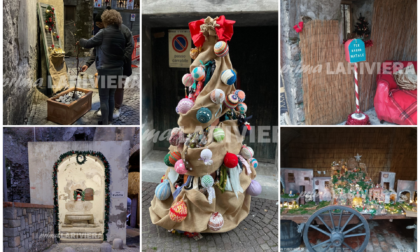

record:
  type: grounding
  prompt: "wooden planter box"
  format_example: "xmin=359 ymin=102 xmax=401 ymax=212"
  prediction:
xmin=47 ymin=87 xmax=93 ymax=125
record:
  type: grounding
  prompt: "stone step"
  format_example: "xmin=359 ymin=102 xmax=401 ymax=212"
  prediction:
xmin=60 ymin=238 xmax=103 ymax=243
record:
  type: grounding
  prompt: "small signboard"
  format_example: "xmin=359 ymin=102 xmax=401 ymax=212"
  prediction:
xmin=168 ymin=29 xmax=192 ymax=68
xmin=94 ymin=0 xmax=102 ymax=8
xmin=127 ymin=0 xmax=134 ymax=9
xmin=112 ymin=191 xmax=125 ymax=198
xmin=131 ymin=14 xmax=136 ymax=22
xmin=344 ymin=39 xmax=366 ymax=63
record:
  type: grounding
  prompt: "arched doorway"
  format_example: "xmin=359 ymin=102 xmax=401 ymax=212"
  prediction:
xmin=54 ymin=151 xmax=110 ymax=242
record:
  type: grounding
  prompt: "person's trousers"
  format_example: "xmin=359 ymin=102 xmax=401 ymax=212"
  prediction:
xmin=97 ymin=68 xmax=123 ymax=125
xmin=114 ymin=77 xmax=126 ymax=109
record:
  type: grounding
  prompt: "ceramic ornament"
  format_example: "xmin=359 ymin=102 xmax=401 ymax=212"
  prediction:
xmin=240 ymin=145 xmax=254 ymax=159
xmin=199 ymin=149 xmax=213 ymax=165
xmin=169 ymin=199 xmax=188 ymax=222
xmin=247 ymin=180 xmax=262 ymax=196
xmin=177 ymin=98 xmax=194 ymax=114
xmin=224 ymin=152 xmax=238 ymax=168
xmin=213 ymin=128 xmax=225 ymax=142
xmin=182 ymin=73 xmax=195 ymax=87
xmin=164 ymin=153 xmax=173 ymax=167
xmin=168 ymin=151 xmax=182 ymax=166
xmin=174 ymin=159 xmax=188 ymax=175
xmin=155 ymin=179 xmax=171 ymax=201
xmin=250 ymin=158 xmax=258 ymax=169
xmin=210 ymin=89 xmax=226 ymax=117
xmin=234 ymin=90 xmax=246 ymax=102
xmin=224 ymin=94 xmax=239 ymax=109
xmin=221 ymin=69 xmax=237 ymax=85
xmin=208 ymin=212 xmax=224 ymax=231
xmin=192 ymin=66 xmax=205 ymax=81
xmin=196 ymin=107 xmax=212 ymax=123
xmin=214 ymin=41 xmax=229 ymax=57
xmin=235 ymin=102 xmax=247 ymax=114
xmin=201 ymin=174 xmax=216 ymax=204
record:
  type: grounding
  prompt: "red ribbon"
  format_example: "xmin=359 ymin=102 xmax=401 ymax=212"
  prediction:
xmin=189 ymin=15 xmax=236 ymax=47
xmin=293 ymin=22 xmax=304 ymax=33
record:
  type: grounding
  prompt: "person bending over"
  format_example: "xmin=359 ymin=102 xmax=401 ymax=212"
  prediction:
xmin=77 ymin=9 xmax=126 ymax=125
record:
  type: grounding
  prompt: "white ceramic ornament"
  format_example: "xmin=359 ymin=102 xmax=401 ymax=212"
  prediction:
xmin=199 ymin=149 xmax=213 ymax=165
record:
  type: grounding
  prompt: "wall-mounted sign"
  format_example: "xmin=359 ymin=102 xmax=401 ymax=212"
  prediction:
xmin=344 ymin=39 xmax=366 ymax=63
xmin=112 ymin=191 xmax=125 ymax=198
xmin=127 ymin=0 xmax=134 ymax=9
xmin=168 ymin=29 xmax=192 ymax=68
xmin=84 ymin=188 xmax=94 ymax=201
xmin=94 ymin=0 xmax=102 ymax=7
xmin=131 ymin=14 xmax=136 ymax=22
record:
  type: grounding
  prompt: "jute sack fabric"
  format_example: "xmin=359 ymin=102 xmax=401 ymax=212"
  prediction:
xmin=181 ymin=120 xmax=243 ymax=177
xmin=149 ymin=160 xmax=256 ymax=233
xmin=393 ymin=64 xmax=417 ymax=90
xmin=178 ymin=35 xmax=235 ymax=133
xmin=49 ymin=52 xmax=69 ymax=93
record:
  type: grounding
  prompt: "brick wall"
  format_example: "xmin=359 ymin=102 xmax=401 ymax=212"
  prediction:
xmin=3 ymin=202 xmax=54 ymax=252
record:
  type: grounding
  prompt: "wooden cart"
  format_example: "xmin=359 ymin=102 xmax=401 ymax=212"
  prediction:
xmin=281 ymin=205 xmax=416 ymax=252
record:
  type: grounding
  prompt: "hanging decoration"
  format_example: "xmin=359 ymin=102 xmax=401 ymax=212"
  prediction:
xmin=45 ymin=5 xmax=55 ymax=31
xmin=293 ymin=21 xmax=304 ymax=33
xmin=52 ymin=150 xmax=110 ymax=242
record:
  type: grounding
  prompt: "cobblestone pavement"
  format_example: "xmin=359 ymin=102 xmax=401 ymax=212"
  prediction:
xmin=26 ymin=57 xmax=139 ymax=125
xmin=142 ymin=182 xmax=279 ymax=252
xmin=284 ymin=219 xmax=416 ymax=252
xmin=44 ymin=227 xmax=140 ymax=252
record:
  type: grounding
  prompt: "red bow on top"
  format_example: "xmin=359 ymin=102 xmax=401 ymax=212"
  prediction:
xmin=189 ymin=16 xmax=236 ymax=48
xmin=294 ymin=22 xmax=304 ymax=33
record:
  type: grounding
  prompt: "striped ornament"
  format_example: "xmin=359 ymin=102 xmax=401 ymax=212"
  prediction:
xmin=155 ymin=179 xmax=171 ymax=201
xmin=224 ymin=94 xmax=239 ymax=109
xmin=250 ymin=158 xmax=258 ymax=168
xmin=164 ymin=153 xmax=173 ymax=167
xmin=240 ymin=145 xmax=254 ymax=159
xmin=221 ymin=69 xmax=237 ymax=85
xmin=214 ymin=41 xmax=229 ymax=57
xmin=182 ymin=73 xmax=194 ymax=87
xmin=168 ymin=151 xmax=181 ymax=165
xmin=213 ymin=128 xmax=225 ymax=142
xmin=169 ymin=199 xmax=188 ymax=222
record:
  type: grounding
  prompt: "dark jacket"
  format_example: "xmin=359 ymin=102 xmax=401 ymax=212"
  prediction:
xmin=84 ymin=24 xmax=134 ymax=76
xmin=80 ymin=25 xmax=126 ymax=70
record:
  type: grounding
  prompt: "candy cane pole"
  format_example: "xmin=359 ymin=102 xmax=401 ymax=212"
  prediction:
xmin=354 ymin=62 xmax=361 ymax=116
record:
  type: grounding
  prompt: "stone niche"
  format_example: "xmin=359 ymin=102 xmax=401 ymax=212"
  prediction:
xmin=58 ymin=154 xmax=105 ymax=242
xmin=28 ymin=141 xmax=130 ymax=244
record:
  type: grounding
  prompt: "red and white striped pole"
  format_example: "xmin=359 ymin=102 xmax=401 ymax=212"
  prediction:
xmin=354 ymin=62 xmax=360 ymax=115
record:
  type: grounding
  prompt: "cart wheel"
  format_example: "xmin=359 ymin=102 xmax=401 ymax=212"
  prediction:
xmin=303 ymin=205 xmax=370 ymax=252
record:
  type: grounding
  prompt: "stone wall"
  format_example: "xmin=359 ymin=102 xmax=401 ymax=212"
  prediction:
xmin=280 ymin=0 xmax=342 ymax=125
xmin=3 ymin=0 xmax=39 ymax=125
xmin=3 ymin=202 xmax=54 ymax=252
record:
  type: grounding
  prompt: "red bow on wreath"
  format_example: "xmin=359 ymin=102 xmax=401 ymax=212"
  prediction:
xmin=189 ymin=15 xmax=235 ymax=48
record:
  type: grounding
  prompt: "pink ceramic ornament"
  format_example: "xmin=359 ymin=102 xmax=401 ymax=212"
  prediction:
xmin=174 ymin=159 xmax=187 ymax=175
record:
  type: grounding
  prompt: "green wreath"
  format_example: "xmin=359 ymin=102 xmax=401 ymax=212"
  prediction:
xmin=76 ymin=153 xmax=87 ymax=165
xmin=73 ymin=190 xmax=85 ymax=201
